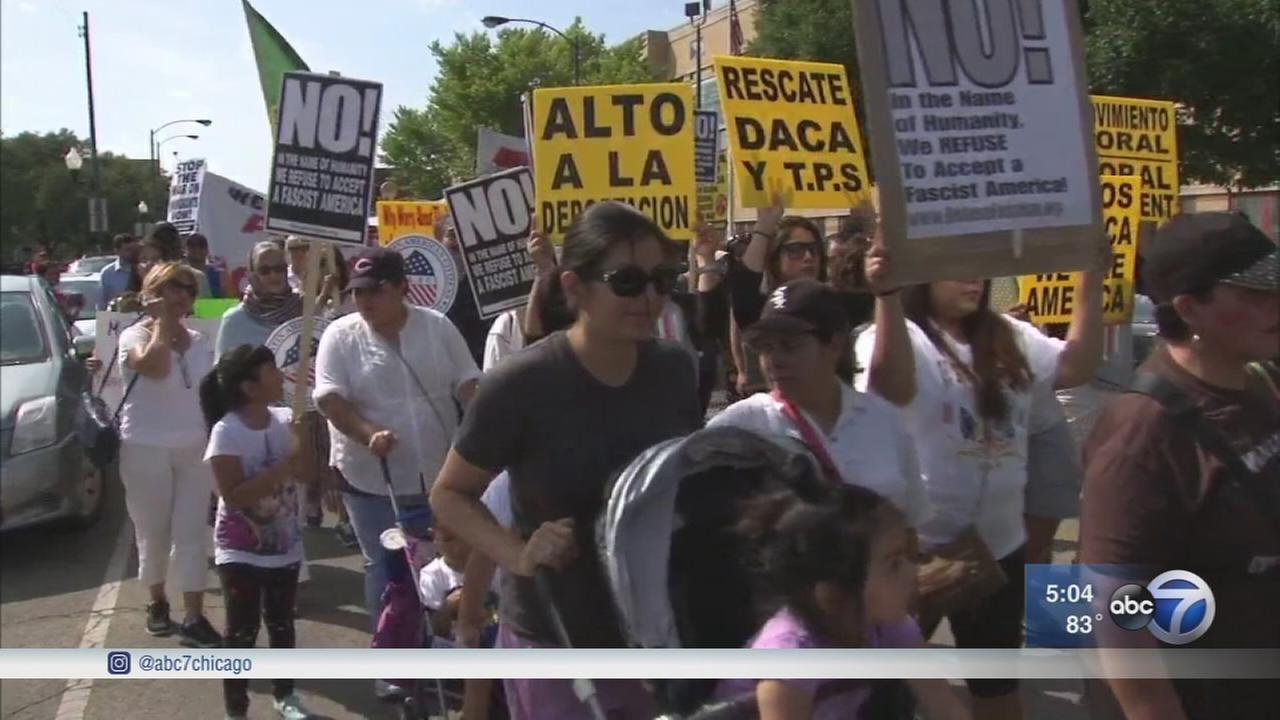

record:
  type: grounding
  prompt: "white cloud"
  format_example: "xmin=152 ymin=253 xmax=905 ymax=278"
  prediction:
xmin=17 ymin=1 xmax=36 ymax=13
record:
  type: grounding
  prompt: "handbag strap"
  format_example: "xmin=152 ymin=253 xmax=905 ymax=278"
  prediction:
xmin=112 ymin=372 xmax=141 ymax=426
xmin=771 ymin=389 xmax=843 ymax=485
xmin=1127 ymin=372 xmax=1280 ymax=532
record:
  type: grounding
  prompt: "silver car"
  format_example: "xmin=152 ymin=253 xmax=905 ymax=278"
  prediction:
xmin=1 ymin=274 xmax=107 ymax=531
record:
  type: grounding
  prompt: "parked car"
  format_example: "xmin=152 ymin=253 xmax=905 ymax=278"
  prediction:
xmin=66 ymin=255 xmax=114 ymax=276
xmin=1 ymin=274 xmax=107 ymax=531
xmin=56 ymin=274 xmax=102 ymax=340
xmin=1132 ymin=293 xmax=1159 ymax=367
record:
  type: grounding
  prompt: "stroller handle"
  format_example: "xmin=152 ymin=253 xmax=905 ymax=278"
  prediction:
xmin=533 ymin=568 xmax=609 ymax=720
xmin=378 ymin=456 xmax=404 ymax=519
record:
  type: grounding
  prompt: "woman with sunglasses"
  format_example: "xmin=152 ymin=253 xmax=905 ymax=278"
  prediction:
xmin=215 ymin=241 xmax=303 ymax=358
xmin=430 ymin=201 xmax=703 ymax=719
xmin=117 ymin=262 xmax=223 ymax=648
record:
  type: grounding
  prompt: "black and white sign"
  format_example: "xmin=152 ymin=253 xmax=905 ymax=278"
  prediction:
xmin=444 ymin=167 xmax=538 ymax=320
xmin=265 ymin=72 xmax=382 ymax=245
xmin=694 ymin=110 xmax=719 ymax=185
xmin=167 ymin=158 xmax=206 ymax=234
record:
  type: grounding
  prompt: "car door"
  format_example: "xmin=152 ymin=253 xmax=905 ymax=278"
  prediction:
xmin=34 ymin=285 xmax=88 ymax=444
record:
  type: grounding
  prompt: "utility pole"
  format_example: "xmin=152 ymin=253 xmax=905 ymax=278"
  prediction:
xmin=78 ymin=11 xmax=106 ymax=235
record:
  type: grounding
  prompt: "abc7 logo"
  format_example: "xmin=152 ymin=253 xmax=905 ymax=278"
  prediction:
xmin=1108 ymin=570 xmax=1216 ymax=645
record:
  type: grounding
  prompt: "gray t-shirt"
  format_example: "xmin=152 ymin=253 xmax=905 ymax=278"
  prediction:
xmin=454 ymin=331 xmax=703 ymax=647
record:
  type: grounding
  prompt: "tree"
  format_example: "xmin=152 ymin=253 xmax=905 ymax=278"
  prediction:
xmin=1085 ymin=0 xmax=1279 ymax=187
xmin=1 ymin=130 xmax=168 ymax=260
xmin=381 ymin=21 xmax=657 ymax=199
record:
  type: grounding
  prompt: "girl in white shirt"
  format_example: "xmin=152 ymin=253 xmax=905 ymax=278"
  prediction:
xmin=856 ymin=262 xmax=1106 ymax=720
xmin=200 ymin=344 xmax=313 ymax=720
xmin=117 ymin=262 xmax=220 ymax=648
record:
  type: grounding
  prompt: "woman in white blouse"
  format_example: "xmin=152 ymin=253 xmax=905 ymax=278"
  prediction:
xmin=856 ymin=254 xmax=1106 ymax=720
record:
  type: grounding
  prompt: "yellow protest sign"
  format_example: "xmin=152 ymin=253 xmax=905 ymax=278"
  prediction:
xmin=531 ymin=83 xmax=696 ymax=242
xmin=713 ymin=55 xmax=870 ymax=209
xmin=1019 ymin=176 xmax=1141 ymax=325
xmin=376 ymin=200 xmax=449 ymax=245
xmin=1091 ymin=95 xmax=1179 ymax=223
xmin=697 ymin=153 xmax=730 ymax=226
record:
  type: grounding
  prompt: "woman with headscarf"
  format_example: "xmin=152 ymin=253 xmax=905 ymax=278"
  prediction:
xmin=216 ymin=241 xmax=304 ymax=356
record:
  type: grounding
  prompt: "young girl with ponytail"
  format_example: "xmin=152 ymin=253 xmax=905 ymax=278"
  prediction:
xmin=716 ymin=484 xmax=969 ymax=720
xmin=199 ymin=344 xmax=313 ymax=720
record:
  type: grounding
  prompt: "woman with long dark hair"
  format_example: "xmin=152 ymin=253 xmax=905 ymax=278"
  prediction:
xmin=199 ymin=345 xmax=313 ymax=720
xmin=855 ymin=263 xmax=1106 ymax=720
xmin=430 ymin=201 xmax=703 ymax=719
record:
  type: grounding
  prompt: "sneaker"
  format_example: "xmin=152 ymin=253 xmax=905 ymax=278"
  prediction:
xmin=334 ymin=521 xmax=359 ymax=548
xmin=145 ymin=600 xmax=176 ymax=637
xmin=273 ymin=694 xmax=313 ymax=720
xmin=375 ymin=679 xmax=406 ymax=702
xmin=224 ymin=714 xmax=247 ymax=720
xmin=178 ymin=615 xmax=223 ymax=648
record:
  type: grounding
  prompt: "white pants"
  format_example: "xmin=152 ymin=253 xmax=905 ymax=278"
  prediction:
xmin=120 ymin=442 xmax=213 ymax=593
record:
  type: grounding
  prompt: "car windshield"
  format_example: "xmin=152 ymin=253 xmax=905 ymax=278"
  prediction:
xmin=58 ymin=279 xmax=99 ymax=320
xmin=1 ymin=292 xmax=49 ymax=365
xmin=68 ymin=256 xmax=114 ymax=274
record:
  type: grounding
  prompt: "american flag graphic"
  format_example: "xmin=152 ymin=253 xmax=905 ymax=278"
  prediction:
xmin=282 ymin=335 xmax=321 ymax=386
xmin=405 ymin=249 xmax=439 ymax=307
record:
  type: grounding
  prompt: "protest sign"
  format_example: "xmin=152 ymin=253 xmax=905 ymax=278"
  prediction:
xmin=1019 ymin=175 xmax=1141 ymax=324
xmin=94 ymin=312 xmax=221 ymax=410
xmin=697 ymin=152 xmax=730 ymax=227
xmin=713 ymin=56 xmax=871 ymax=209
xmin=851 ymin=0 xmax=1103 ymax=284
xmin=445 ymin=168 xmax=538 ymax=319
xmin=266 ymin=72 xmax=382 ymax=244
xmin=476 ymin=127 xmax=530 ymax=176
xmin=194 ymin=298 xmax=238 ymax=319
xmin=265 ymin=316 xmax=330 ymax=412
xmin=531 ymin=83 xmax=696 ymax=242
xmin=167 ymin=158 xmax=206 ymax=233
xmin=375 ymin=200 xmax=450 ymax=245
xmin=1091 ymin=95 xmax=1179 ymax=223
xmin=694 ymin=110 xmax=719 ymax=184
xmin=386 ymin=234 xmax=459 ymax=313
xmin=197 ymin=172 xmax=269 ymax=296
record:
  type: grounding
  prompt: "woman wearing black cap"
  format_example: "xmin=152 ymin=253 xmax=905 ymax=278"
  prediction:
xmin=1079 ymin=212 xmax=1279 ymax=720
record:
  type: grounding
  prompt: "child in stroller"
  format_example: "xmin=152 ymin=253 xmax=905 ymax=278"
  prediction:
xmin=598 ymin=426 xmax=969 ymax=720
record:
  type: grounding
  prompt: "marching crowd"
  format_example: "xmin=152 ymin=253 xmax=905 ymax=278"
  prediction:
xmin=77 ymin=200 xmax=1278 ymax=720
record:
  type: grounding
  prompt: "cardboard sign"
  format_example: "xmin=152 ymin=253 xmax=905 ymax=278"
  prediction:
xmin=266 ymin=72 xmax=383 ymax=244
xmin=198 ymin=171 xmax=269 ymax=296
xmin=386 ymin=234 xmax=459 ymax=313
xmin=697 ymin=152 xmax=730 ymax=227
xmin=531 ymin=83 xmax=696 ymax=242
xmin=167 ymin=158 xmax=206 ymax=234
xmin=445 ymin=168 xmax=538 ymax=320
xmin=265 ymin=317 xmax=331 ymax=412
xmin=376 ymin=200 xmax=450 ymax=245
xmin=694 ymin=110 xmax=720 ymax=184
xmin=1090 ymin=95 xmax=1179 ymax=223
xmin=851 ymin=0 xmax=1103 ymax=284
xmin=476 ymin=127 xmax=530 ymax=177
xmin=1019 ymin=175 xmax=1141 ymax=324
xmin=713 ymin=56 xmax=870 ymax=209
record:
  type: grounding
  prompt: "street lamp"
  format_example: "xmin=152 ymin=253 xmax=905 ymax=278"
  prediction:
xmin=64 ymin=147 xmax=84 ymax=172
xmin=481 ymin=16 xmax=579 ymax=85
xmin=137 ymin=201 xmax=149 ymax=215
xmin=149 ymin=118 xmax=211 ymax=175
xmin=155 ymin=134 xmax=198 ymax=171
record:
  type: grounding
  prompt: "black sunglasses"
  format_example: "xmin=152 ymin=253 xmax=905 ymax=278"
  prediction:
xmin=594 ymin=265 xmax=679 ymax=298
xmin=778 ymin=242 xmax=822 ymax=260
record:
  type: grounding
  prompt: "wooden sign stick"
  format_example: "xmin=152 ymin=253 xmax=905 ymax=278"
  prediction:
xmin=291 ymin=239 xmax=324 ymax=446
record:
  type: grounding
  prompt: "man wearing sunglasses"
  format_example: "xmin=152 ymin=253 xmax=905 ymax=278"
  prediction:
xmin=313 ymin=247 xmax=481 ymax=644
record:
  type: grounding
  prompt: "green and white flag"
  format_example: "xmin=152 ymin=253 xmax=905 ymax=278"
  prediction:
xmin=241 ymin=0 xmax=309 ymax=137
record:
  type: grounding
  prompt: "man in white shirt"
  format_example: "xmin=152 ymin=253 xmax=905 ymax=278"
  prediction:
xmin=314 ymin=246 xmax=480 ymax=635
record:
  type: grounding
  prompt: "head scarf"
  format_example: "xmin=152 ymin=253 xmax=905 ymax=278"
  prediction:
xmin=241 ymin=243 xmax=303 ymax=326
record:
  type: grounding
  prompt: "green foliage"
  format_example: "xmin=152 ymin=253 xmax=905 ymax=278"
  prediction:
xmin=1 ymin=130 xmax=167 ymax=260
xmin=380 ymin=20 xmax=657 ymax=199
xmin=1085 ymin=0 xmax=1279 ymax=187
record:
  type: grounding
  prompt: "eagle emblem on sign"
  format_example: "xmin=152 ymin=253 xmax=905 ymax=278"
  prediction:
xmin=386 ymin=234 xmax=459 ymax=313
xmin=265 ymin=317 xmax=331 ymax=412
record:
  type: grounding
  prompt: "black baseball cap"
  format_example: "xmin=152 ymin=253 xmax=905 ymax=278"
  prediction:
xmin=1143 ymin=212 xmax=1278 ymax=304
xmin=347 ymin=246 xmax=406 ymax=290
xmin=745 ymin=279 xmax=849 ymax=341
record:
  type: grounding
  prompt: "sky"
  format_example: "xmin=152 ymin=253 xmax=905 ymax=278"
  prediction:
xmin=0 ymin=0 xmax=700 ymax=191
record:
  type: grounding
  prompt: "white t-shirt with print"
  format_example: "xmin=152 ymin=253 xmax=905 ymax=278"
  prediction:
xmin=708 ymin=384 xmax=931 ymax=529
xmin=483 ymin=310 xmax=525 ymax=372
xmin=118 ymin=323 xmax=212 ymax=448
xmin=855 ymin=316 xmax=1064 ymax=558
xmin=313 ymin=305 xmax=481 ymax=496
xmin=204 ymin=407 xmax=303 ymax=568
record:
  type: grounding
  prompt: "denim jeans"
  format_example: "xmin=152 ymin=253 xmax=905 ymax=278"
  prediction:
xmin=341 ymin=490 xmax=429 ymax=632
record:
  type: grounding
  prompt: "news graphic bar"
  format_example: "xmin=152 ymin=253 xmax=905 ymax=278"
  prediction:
xmin=1 ymin=649 xmax=1277 ymax=680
